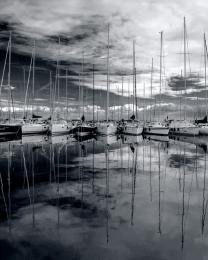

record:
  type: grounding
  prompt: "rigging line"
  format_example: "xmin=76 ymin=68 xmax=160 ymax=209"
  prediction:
xmin=23 ymin=51 xmax=33 ymax=119
xmin=0 ymin=38 xmax=10 ymax=115
xmin=52 ymin=38 xmax=60 ymax=122
xmin=185 ymin=26 xmax=192 ymax=76
xmin=10 ymin=89 xmax=15 ymax=119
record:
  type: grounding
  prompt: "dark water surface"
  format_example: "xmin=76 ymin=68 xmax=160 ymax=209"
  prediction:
xmin=1 ymin=134 xmax=208 ymax=260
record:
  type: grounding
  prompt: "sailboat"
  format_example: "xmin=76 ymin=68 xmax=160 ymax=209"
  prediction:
xmin=169 ymin=17 xmax=199 ymax=136
xmin=0 ymin=32 xmax=22 ymax=137
xmin=195 ymin=34 xmax=208 ymax=135
xmin=143 ymin=32 xmax=169 ymax=136
xmin=22 ymin=42 xmax=49 ymax=135
xmin=50 ymin=38 xmax=72 ymax=135
xmin=122 ymin=41 xmax=143 ymax=135
xmin=75 ymin=61 xmax=97 ymax=137
xmin=96 ymin=24 xmax=117 ymax=136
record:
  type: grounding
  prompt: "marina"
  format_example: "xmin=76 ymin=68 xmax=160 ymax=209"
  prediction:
xmin=1 ymin=0 xmax=208 ymax=259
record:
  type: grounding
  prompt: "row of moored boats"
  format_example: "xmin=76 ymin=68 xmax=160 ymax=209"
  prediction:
xmin=1 ymin=116 xmax=208 ymax=137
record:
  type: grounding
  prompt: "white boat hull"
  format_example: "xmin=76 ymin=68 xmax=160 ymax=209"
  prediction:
xmin=22 ymin=124 xmax=49 ymax=135
xmin=96 ymin=123 xmax=117 ymax=135
xmin=50 ymin=124 xmax=70 ymax=135
xmin=123 ymin=125 xmax=143 ymax=135
xmin=144 ymin=126 xmax=169 ymax=136
xmin=199 ymin=125 xmax=208 ymax=135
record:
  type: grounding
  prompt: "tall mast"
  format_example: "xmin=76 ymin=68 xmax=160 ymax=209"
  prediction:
xmin=57 ymin=37 xmax=60 ymax=110
xmin=128 ymin=77 xmax=130 ymax=119
xmin=159 ymin=31 xmax=163 ymax=121
xmin=49 ymin=71 xmax=52 ymax=119
xmin=32 ymin=40 xmax=35 ymax=117
xmin=65 ymin=69 xmax=68 ymax=120
xmin=117 ymin=85 xmax=119 ymax=121
xmin=106 ymin=24 xmax=110 ymax=122
xmin=8 ymin=32 xmax=11 ymax=122
xmin=184 ymin=17 xmax=187 ymax=120
xmin=8 ymin=31 xmax=15 ymax=121
xmin=143 ymin=82 xmax=145 ymax=122
xmin=0 ymin=38 xmax=10 ymax=118
xmin=93 ymin=64 xmax=95 ymax=123
xmin=150 ymin=58 xmax=153 ymax=122
xmin=78 ymin=73 xmax=81 ymax=119
xmin=23 ymin=51 xmax=33 ymax=119
xmin=121 ymin=76 xmax=123 ymax=119
xmin=204 ymin=33 xmax=207 ymax=117
xmin=82 ymin=52 xmax=85 ymax=117
xmin=133 ymin=40 xmax=135 ymax=117
xmin=8 ymin=32 xmax=11 ymax=91
xmin=180 ymin=69 xmax=183 ymax=120
xmin=135 ymin=67 xmax=138 ymax=119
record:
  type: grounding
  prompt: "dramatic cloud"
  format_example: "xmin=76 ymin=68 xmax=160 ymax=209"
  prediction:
xmin=0 ymin=0 xmax=207 ymax=119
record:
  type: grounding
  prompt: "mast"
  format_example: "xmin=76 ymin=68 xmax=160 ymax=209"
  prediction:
xmin=133 ymin=40 xmax=136 ymax=117
xmin=106 ymin=24 xmax=110 ymax=122
xmin=32 ymin=40 xmax=35 ymax=117
xmin=51 ymin=37 xmax=60 ymax=123
xmin=82 ymin=52 xmax=85 ymax=118
xmin=143 ymin=82 xmax=145 ymax=122
xmin=57 ymin=37 xmax=60 ymax=114
xmin=117 ymin=84 xmax=120 ymax=121
xmin=0 ymin=38 xmax=10 ymax=118
xmin=49 ymin=71 xmax=52 ymax=120
xmin=180 ymin=69 xmax=183 ymax=120
xmin=159 ymin=31 xmax=163 ymax=121
xmin=128 ymin=77 xmax=130 ymax=119
xmin=23 ymin=47 xmax=33 ymax=120
xmin=78 ymin=72 xmax=81 ymax=119
xmin=8 ymin=32 xmax=11 ymax=122
xmin=93 ymin=64 xmax=95 ymax=123
xmin=184 ymin=17 xmax=187 ymax=120
xmin=65 ymin=69 xmax=68 ymax=120
xmin=150 ymin=58 xmax=153 ymax=122
xmin=204 ymin=33 xmax=207 ymax=117
xmin=135 ymin=67 xmax=138 ymax=119
xmin=121 ymin=76 xmax=124 ymax=119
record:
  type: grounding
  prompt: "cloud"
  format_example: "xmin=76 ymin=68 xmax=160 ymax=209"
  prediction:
xmin=0 ymin=0 xmax=207 ymax=118
xmin=168 ymin=73 xmax=204 ymax=92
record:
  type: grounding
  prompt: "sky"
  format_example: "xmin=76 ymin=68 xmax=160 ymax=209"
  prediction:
xmin=0 ymin=0 xmax=208 ymax=120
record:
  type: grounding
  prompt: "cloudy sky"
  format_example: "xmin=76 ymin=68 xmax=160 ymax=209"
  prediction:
xmin=0 ymin=0 xmax=208 ymax=120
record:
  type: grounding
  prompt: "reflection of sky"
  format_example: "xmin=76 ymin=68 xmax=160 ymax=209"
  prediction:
xmin=0 ymin=136 xmax=208 ymax=259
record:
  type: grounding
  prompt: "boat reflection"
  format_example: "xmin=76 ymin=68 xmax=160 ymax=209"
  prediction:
xmin=0 ymin=134 xmax=207 ymax=260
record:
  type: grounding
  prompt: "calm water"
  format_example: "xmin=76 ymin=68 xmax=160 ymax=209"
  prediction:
xmin=0 ymin=134 xmax=208 ymax=260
